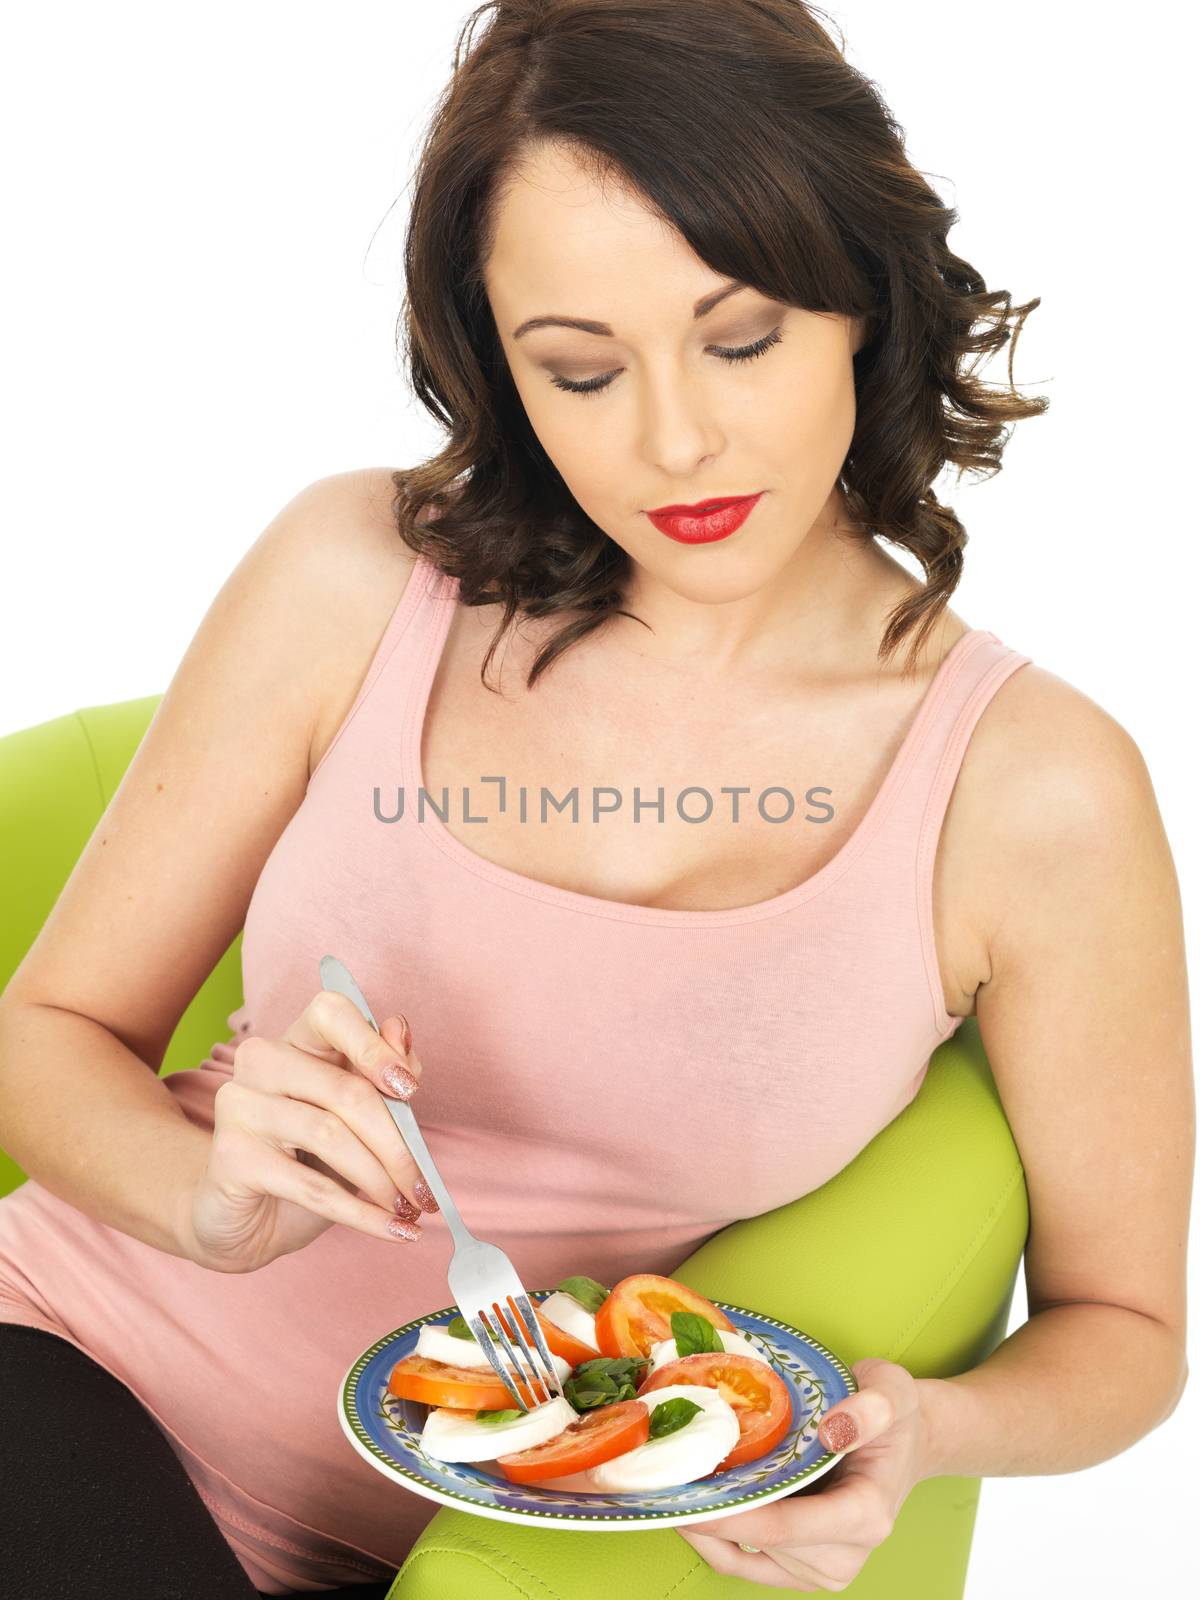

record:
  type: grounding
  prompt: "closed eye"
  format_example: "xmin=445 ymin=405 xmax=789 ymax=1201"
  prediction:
xmin=549 ymin=326 xmax=785 ymax=398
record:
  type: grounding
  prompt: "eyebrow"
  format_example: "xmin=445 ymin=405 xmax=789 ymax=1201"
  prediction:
xmin=511 ymin=280 xmax=747 ymax=341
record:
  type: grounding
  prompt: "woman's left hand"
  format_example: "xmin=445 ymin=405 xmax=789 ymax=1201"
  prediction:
xmin=676 ymin=1358 xmax=930 ymax=1592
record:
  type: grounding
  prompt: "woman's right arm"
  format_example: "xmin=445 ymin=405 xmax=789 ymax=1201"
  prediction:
xmin=0 ymin=1003 xmax=212 ymax=1259
xmin=0 ymin=468 xmax=419 ymax=1265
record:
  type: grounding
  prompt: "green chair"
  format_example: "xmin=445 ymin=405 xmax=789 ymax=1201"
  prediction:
xmin=0 ymin=699 xmax=1029 ymax=1599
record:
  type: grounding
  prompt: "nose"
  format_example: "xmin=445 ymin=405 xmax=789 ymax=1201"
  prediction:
xmin=637 ymin=363 xmax=726 ymax=481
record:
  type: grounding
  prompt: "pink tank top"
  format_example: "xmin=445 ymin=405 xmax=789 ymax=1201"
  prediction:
xmin=0 ymin=552 xmax=1032 ymax=1591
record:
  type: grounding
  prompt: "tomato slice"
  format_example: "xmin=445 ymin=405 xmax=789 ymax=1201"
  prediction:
xmin=593 ymin=1274 xmax=737 ymax=1361
xmin=494 ymin=1399 xmax=650 ymax=1485
xmin=638 ymin=1353 xmax=793 ymax=1470
xmin=493 ymin=1299 xmax=601 ymax=1367
xmin=387 ymin=1354 xmax=548 ymax=1412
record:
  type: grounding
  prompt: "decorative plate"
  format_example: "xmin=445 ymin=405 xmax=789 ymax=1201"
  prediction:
xmin=337 ymin=1291 xmax=857 ymax=1532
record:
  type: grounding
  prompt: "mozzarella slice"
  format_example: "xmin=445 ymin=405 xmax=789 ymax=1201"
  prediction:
xmin=414 ymin=1323 xmax=572 ymax=1385
xmin=535 ymin=1384 xmax=740 ymax=1492
xmin=537 ymin=1290 xmax=599 ymax=1350
xmin=646 ymin=1326 xmax=771 ymax=1374
xmin=420 ymin=1394 xmax=579 ymax=1464
xmin=415 ymin=1324 xmax=497 ymax=1368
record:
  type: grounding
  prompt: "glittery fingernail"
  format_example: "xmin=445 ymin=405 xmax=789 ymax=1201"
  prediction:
xmin=387 ymin=1216 xmax=421 ymax=1241
xmin=821 ymin=1411 xmax=858 ymax=1452
xmin=393 ymin=1193 xmax=421 ymax=1223
xmin=382 ymin=1061 xmax=418 ymax=1100
xmin=413 ymin=1176 xmax=439 ymax=1213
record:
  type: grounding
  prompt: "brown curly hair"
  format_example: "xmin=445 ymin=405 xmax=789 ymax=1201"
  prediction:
xmin=390 ymin=0 xmax=1048 ymax=691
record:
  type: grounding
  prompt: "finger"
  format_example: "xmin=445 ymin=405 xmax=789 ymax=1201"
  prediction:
xmin=286 ymin=989 xmax=420 ymax=1101
xmin=379 ymin=1014 xmax=427 ymax=1096
xmin=681 ymin=1526 xmax=869 ymax=1592
xmin=375 ymin=1016 xmax=438 ymax=1214
xmin=686 ymin=1470 xmax=888 ymax=1552
xmin=231 ymin=1035 xmax=427 ymax=1210
xmin=820 ymin=1357 xmax=918 ymax=1451
xmin=227 ymin=1083 xmax=407 ymax=1216
xmin=378 ymin=1013 xmax=417 ymax=1071
xmin=217 ymin=1123 xmax=421 ymax=1244
xmin=676 ymin=1529 xmax=819 ymax=1592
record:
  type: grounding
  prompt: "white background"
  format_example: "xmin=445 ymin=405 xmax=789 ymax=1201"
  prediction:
xmin=1 ymin=3 xmax=1195 ymax=1592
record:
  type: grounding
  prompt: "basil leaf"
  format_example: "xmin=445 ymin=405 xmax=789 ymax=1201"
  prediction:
xmin=446 ymin=1313 xmax=491 ymax=1342
xmin=671 ymin=1311 xmax=723 ymax=1357
xmin=562 ymin=1355 xmax=649 ymax=1413
xmin=473 ymin=1407 xmax=523 ymax=1424
xmin=648 ymin=1397 xmax=704 ymax=1438
xmin=556 ymin=1276 xmax=610 ymax=1315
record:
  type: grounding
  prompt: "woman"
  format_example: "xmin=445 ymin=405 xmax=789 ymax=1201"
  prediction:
xmin=0 ymin=1 xmax=1190 ymax=1595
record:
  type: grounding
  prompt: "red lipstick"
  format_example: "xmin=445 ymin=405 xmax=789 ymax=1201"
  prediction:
xmin=645 ymin=492 xmax=764 ymax=545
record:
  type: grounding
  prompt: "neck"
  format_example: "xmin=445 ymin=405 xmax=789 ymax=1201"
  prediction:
xmin=606 ymin=492 xmax=928 ymax=683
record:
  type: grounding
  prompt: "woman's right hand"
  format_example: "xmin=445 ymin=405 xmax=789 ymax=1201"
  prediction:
xmin=183 ymin=990 xmax=436 ymax=1273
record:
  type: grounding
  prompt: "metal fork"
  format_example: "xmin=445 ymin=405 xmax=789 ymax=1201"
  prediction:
xmin=318 ymin=956 xmax=564 ymax=1412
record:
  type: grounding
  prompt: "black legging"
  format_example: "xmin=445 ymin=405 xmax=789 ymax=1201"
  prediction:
xmin=0 ymin=1323 xmax=398 ymax=1599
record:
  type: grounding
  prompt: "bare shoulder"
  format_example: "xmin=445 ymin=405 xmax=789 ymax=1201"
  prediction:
xmin=966 ymin=659 xmax=1159 ymax=840
xmin=278 ymin=466 xmax=416 ymax=604
xmin=0 ymin=467 xmax=417 ymax=1051
xmin=289 ymin=467 xmax=421 ymax=777
xmin=952 ymin=657 xmax=1171 ymax=980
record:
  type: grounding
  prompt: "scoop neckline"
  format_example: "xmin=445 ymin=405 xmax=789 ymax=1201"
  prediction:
xmin=402 ymin=560 xmax=992 ymax=927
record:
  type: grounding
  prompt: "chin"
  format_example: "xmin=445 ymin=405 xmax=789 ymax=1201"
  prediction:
xmin=631 ymin=543 xmax=794 ymax=602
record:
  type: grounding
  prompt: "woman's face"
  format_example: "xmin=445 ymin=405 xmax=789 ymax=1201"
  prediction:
xmin=482 ymin=140 xmax=869 ymax=607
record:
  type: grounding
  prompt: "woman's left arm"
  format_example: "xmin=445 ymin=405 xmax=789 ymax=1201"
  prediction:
xmin=680 ymin=682 xmax=1192 ymax=1589
xmin=916 ymin=687 xmax=1191 ymax=1476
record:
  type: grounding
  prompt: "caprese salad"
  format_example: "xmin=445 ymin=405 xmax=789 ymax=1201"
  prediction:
xmin=386 ymin=1272 xmax=794 ymax=1492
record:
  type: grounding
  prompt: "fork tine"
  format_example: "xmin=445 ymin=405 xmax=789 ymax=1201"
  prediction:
xmin=492 ymin=1294 xmax=562 ymax=1404
xmin=512 ymin=1292 xmax=564 ymax=1400
xmin=466 ymin=1311 xmax=526 ymax=1411
xmin=487 ymin=1299 xmax=552 ymax=1407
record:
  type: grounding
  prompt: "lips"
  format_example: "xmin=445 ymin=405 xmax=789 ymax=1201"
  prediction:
xmin=646 ymin=495 xmax=756 ymax=516
xmin=645 ymin=492 xmax=764 ymax=546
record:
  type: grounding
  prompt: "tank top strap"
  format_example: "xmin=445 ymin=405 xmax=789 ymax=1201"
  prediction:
xmin=911 ymin=627 xmax=1032 ymax=840
xmin=849 ymin=626 xmax=1033 ymax=1032
xmin=403 ymin=550 xmax=458 ymax=656
xmin=863 ymin=627 xmax=1033 ymax=859
xmin=306 ymin=549 xmax=452 ymax=792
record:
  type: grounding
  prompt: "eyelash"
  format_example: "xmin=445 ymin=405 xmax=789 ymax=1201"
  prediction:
xmin=549 ymin=325 xmax=785 ymax=398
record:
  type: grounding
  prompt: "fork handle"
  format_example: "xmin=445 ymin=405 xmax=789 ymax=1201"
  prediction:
xmin=380 ymin=1095 xmax=473 ymax=1245
xmin=318 ymin=956 xmax=475 ymax=1248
